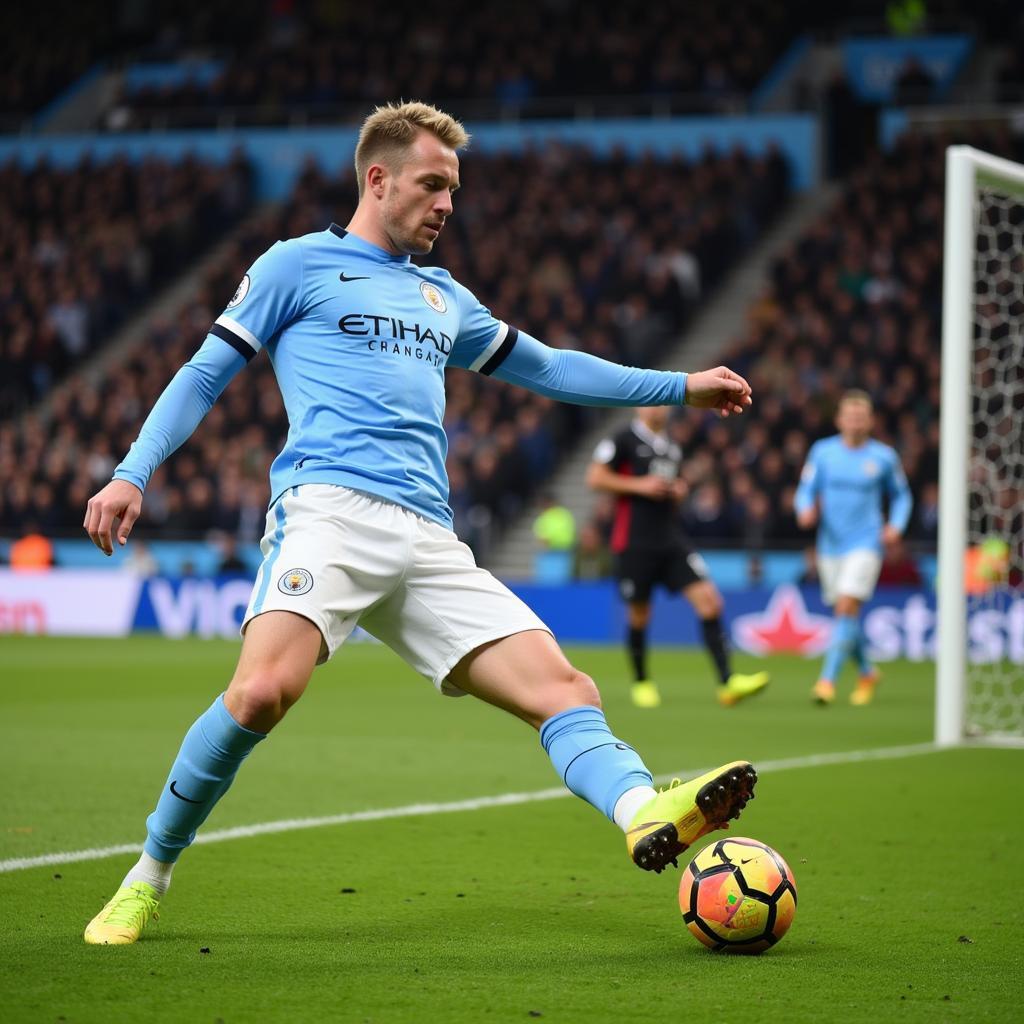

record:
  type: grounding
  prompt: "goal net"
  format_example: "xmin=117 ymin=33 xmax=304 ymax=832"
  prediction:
xmin=937 ymin=146 xmax=1024 ymax=745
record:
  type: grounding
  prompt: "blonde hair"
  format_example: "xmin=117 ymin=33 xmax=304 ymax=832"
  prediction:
xmin=354 ymin=101 xmax=470 ymax=197
xmin=839 ymin=388 xmax=873 ymax=411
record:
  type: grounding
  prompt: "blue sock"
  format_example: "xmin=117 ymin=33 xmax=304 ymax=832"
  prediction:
xmin=144 ymin=695 xmax=266 ymax=863
xmin=539 ymin=706 xmax=653 ymax=822
xmin=821 ymin=615 xmax=859 ymax=683
xmin=852 ymin=624 xmax=872 ymax=675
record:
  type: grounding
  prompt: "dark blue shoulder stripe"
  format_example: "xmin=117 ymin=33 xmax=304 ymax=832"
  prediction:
xmin=210 ymin=323 xmax=256 ymax=362
xmin=479 ymin=326 xmax=519 ymax=376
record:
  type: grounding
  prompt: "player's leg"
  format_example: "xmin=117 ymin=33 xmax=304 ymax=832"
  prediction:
xmin=814 ymin=594 xmax=862 ymax=704
xmin=626 ymin=599 xmax=652 ymax=682
xmin=143 ymin=610 xmax=320 ymax=862
xmin=84 ymin=611 xmax=322 ymax=945
xmin=615 ymin=551 xmax=660 ymax=707
xmin=370 ymin=517 xmax=756 ymax=874
xmin=847 ymin=604 xmax=882 ymax=706
xmin=678 ymin=558 xmax=769 ymax=706
xmin=138 ymin=609 xmax=319 ymax=867
xmin=626 ymin=599 xmax=660 ymax=708
xmin=813 ymin=550 xmax=881 ymax=705
xmin=682 ymin=578 xmax=730 ymax=684
xmin=849 ymin=638 xmax=882 ymax=704
xmin=85 ymin=484 xmax=393 ymax=944
xmin=812 ymin=554 xmax=841 ymax=704
xmin=448 ymin=630 xmax=756 ymax=872
xmin=851 ymin=626 xmax=874 ymax=679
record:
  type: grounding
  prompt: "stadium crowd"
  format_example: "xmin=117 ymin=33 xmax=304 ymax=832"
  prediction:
xmin=0 ymin=5 xmax=102 ymax=129
xmin=995 ymin=16 xmax=1024 ymax=101
xmin=102 ymin=0 xmax=802 ymax=129
xmin=0 ymin=144 xmax=789 ymax=559
xmin=7 ymin=1 xmax=1016 ymax=131
xmin=0 ymin=0 xmax=272 ymax=131
xmin=0 ymin=152 xmax=253 ymax=419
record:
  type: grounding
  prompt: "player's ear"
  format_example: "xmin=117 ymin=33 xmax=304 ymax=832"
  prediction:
xmin=366 ymin=163 xmax=387 ymax=198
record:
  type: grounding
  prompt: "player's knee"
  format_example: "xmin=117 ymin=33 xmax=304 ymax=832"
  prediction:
xmin=692 ymin=586 xmax=723 ymax=619
xmin=528 ymin=666 xmax=601 ymax=728
xmin=225 ymin=671 xmax=304 ymax=731
xmin=566 ymin=667 xmax=601 ymax=710
xmin=627 ymin=604 xmax=650 ymax=629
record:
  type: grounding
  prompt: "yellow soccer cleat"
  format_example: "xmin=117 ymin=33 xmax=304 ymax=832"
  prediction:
xmin=718 ymin=671 xmax=770 ymax=707
xmin=631 ymin=681 xmax=662 ymax=708
xmin=84 ymin=881 xmax=160 ymax=945
xmin=850 ymin=668 xmax=882 ymax=706
xmin=811 ymin=679 xmax=835 ymax=706
xmin=626 ymin=761 xmax=757 ymax=873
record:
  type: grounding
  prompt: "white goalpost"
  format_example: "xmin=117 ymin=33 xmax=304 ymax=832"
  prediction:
xmin=937 ymin=145 xmax=1024 ymax=747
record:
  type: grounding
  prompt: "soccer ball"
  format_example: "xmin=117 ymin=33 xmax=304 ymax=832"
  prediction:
xmin=678 ymin=837 xmax=797 ymax=954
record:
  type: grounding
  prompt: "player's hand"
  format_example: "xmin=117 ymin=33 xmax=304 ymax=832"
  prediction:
xmin=670 ymin=478 xmax=689 ymax=502
xmin=634 ymin=475 xmax=675 ymax=500
xmin=882 ymin=524 xmax=902 ymax=546
xmin=797 ymin=508 xmax=818 ymax=529
xmin=686 ymin=366 xmax=752 ymax=417
xmin=84 ymin=479 xmax=143 ymax=556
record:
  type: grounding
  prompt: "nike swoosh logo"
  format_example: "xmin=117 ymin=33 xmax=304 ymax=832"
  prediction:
xmin=169 ymin=780 xmax=203 ymax=804
xmin=339 ymin=272 xmax=370 ymax=282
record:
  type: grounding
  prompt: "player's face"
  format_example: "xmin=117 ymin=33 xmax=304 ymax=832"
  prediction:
xmin=380 ymin=132 xmax=460 ymax=255
xmin=837 ymin=400 xmax=873 ymax=442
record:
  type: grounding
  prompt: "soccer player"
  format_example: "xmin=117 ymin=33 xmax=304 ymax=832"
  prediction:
xmin=81 ymin=102 xmax=758 ymax=945
xmin=588 ymin=406 xmax=770 ymax=708
xmin=795 ymin=390 xmax=912 ymax=706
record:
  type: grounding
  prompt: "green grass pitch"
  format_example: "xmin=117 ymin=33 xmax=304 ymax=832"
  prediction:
xmin=1 ymin=635 xmax=1021 ymax=1023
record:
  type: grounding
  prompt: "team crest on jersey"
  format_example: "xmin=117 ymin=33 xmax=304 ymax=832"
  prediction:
xmin=277 ymin=568 xmax=313 ymax=596
xmin=862 ymin=460 xmax=878 ymax=477
xmin=419 ymin=281 xmax=447 ymax=313
xmin=227 ymin=274 xmax=251 ymax=309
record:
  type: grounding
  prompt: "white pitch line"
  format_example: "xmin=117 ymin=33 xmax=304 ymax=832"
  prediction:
xmin=0 ymin=741 xmax=941 ymax=874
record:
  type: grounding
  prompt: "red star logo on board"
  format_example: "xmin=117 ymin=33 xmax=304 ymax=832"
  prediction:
xmin=732 ymin=585 xmax=833 ymax=656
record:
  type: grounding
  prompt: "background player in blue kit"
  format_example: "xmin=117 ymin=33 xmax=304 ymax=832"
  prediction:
xmin=795 ymin=390 xmax=912 ymax=706
xmin=81 ymin=101 xmax=759 ymax=944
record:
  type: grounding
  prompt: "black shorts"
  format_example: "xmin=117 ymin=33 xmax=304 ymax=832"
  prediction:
xmin=614 ymin=545 xmax=709 ymax=603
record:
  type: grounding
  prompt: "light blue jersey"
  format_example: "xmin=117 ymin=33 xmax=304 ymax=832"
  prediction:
xmin=795 ymin=435 xmax=912 ymax=556
xmin=115 ymin=225 xmax=688 ymax=528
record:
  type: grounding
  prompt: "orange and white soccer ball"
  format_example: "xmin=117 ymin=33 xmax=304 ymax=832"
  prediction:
xmin=679 ymin=837 xmax=797 ymax=954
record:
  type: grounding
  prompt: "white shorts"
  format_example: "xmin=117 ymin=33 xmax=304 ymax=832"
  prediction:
xmin=242 ymin=484 xmax=551 ymax=695
xmin=818 ymin=549 xmax=882 ymax=606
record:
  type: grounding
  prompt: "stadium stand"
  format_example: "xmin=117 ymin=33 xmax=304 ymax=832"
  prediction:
xmin=0 ymin=5 xmax=107 ymax=131
xmin=995 ymin=15 xmax=1024 ymax=102
xmin=100 ymin=0 xmax=806 ymax=129
xmin=0 ymin=144 xmax=790 ymax=559
xmin=0 ymin=151 xmax=253 ymax=418
xmin=0 ymin=0 xmax=283 ymax=132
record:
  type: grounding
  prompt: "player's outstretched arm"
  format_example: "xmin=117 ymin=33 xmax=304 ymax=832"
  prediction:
xmin=83 ymin=334 xmax=248 ymax=554
xmin=487 ymin=330 xmax=751 ymax=417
